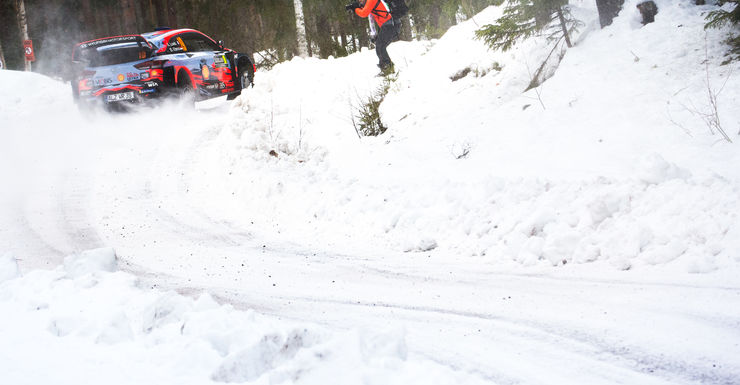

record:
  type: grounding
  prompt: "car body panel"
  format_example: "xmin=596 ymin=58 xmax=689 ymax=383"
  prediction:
xmin=71 ymin=29 xmax=253 ymax=107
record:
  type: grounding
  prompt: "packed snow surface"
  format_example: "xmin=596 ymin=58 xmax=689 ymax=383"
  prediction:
xmin=2 ymin=1 xmax=740 ymax=384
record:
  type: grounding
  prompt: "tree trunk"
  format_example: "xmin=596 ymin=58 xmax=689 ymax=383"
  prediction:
xmin=142 ymin=0 xmax=156 ymax=29
xmin=557 ymin=7 xmax=572 ymax=48
xmin=430 ymin=4 xmax=441 ymax=36
xmin=153 ymin=0 xmax=167 ymax=27
xmin=357 ymin=21 xmax=368 ymax=49
xmin=121 ymin=0 xmax=137 ymax=34
xmin=80 ymin=0 xmax=95 ymax=39
xmin=182 ymin=0 xmax=195 ymax=29
xmin=15 ymin=0 xmax=31 ymax=71
xmin=108 ymin=3 xmax=122 ymax=35
xmin=399 ymin=17 xmax=413 ymax=41
xmin=293 ymin=0 xmax=309 ymax=57
xmin=0 ymin=40 xmax=6 ymax=70
xmin=339 ymin=22 xmax=347 ymax=53
xmin=165 ymin=0 xmax=177 ymax=28
xmin=595 ymin=0 xmax=624 ymax=28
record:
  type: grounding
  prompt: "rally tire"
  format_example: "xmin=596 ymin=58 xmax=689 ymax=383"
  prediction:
xmin=176 ymin=70 xmax=196 ymax=106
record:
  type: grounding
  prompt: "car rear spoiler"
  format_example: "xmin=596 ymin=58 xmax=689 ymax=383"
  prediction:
xmin=73 ymin=35 xmax=153 ymax=62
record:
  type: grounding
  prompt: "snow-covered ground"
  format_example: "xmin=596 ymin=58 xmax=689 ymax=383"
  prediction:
xmin=2 ymin=1 xmax=740 ymax=384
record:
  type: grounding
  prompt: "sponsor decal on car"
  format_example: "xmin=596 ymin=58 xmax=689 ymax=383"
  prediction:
xmin=78 ymin=36 xmax=139 ymax=49
xmin=94 ymin=78 xmax=113 ymax=86
xmin=167 ymin=37 xmax=188 ymax=53
xmin=214 ymin=55 xmax=229 ymax=68
xmin=204 ymin=82 xmax=226 ymax=91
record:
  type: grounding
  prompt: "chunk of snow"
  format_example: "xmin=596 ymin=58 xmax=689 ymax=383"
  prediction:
xmin=0 ymin=254 xmax=20 ymax=282
xmin=63 ymin=248 xmax=117 ymax=278
xmin=636 ymin=153 xmax=691 ymax=185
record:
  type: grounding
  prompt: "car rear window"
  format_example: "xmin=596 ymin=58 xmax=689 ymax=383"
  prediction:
xmin=75 ymin=41 xmax=151 ymax=67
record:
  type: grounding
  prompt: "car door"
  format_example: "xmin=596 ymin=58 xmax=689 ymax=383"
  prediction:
xmin=171 ymin=32 xmax=236 ymax=97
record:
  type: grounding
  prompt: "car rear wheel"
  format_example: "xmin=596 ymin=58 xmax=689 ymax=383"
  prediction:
xmin=176 ymin=71 xmax=196 ymax=106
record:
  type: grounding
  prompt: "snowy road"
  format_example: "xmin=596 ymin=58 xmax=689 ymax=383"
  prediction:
xmin=3 ymin=103 xmax=739 ymax=385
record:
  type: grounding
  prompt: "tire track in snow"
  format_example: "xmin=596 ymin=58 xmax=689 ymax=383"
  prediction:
xmin=59 ymin=170 xmax=105 ymax=252
xmin=240 ymin=292 xmax=738 ymax=385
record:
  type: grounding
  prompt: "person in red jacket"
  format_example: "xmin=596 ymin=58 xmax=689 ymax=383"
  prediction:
xmin=346 ymin=0 xmax=401 ymax=74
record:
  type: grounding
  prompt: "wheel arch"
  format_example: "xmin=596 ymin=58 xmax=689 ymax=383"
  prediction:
xmin=235 ymin=54 xmax=255 ymax=88
xmin=175 ymin=67 xmax=195 ymax=89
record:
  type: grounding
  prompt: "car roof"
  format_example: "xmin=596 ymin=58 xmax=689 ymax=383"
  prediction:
xmin=141 ymin=28 xmax=204 ymax=43
xmin=140 ymin=28 xmax=215 ymax=53
xmin=74 ymin=29 xmax=217 ymax=57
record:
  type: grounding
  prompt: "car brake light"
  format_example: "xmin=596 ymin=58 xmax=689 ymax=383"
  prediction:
xmin=134 ymin=60 xmax=166 ymax=70
xmin=253 ymin=63 xmax=257 ymax=73
xmin=78 ymin=79 xmax=92 ymax=90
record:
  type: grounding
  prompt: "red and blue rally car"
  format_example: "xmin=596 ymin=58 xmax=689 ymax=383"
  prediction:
xmin=71 ymin=28 xmax=255 ymax=108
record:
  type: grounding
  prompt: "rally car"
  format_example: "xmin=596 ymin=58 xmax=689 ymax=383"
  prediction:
xmin=71 ymin=28 xmax=255 ymax=108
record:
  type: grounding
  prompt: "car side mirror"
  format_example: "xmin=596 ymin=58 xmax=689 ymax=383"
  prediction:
xmin=218 ymin=40 xmax=225 ymax=50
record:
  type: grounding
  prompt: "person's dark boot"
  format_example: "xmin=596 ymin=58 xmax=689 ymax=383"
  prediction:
xmin=378 ymin=62 xmax=395 ymax=77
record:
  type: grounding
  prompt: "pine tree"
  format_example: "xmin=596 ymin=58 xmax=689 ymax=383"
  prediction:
xmin=474 ymin=0 xmax=579 ymax=51
xmin=705 ymin=0 xmax=740 ymax=62
xmin=705 ymin=0 xmax=740 ymax=29
xmin=475 ymin=0 xmax=581 ymax=91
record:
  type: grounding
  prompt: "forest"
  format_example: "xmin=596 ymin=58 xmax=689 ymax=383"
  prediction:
xmin=0 ymin=0 xmax=499 ymax=76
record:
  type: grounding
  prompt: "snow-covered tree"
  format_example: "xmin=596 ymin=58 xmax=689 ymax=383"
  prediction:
xmin=474 ymin=0 xmax=579 ymax=51
xmin=475 ymin=0 xmax=582 ymax=91
xmin=705 ymin=0 xmax=739 ymax=29
xmin=705 ymin=0 xmax=740 ymax=61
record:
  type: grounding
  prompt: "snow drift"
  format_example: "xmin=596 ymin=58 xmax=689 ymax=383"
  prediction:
xmin=0 ymin=252 xmax=485 ymax=385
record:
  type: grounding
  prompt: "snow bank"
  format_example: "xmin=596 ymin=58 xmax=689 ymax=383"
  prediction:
xmin=174 ymin=1 xmax=740 ymax=273
xmin=0 ymin=249 xmax=487 ymax=385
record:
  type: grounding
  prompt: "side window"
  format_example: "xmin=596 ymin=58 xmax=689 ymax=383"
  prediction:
xmin=165 ymin=35 xmax=188 ymax=54
xmin=180 ymin=33 xmax=220 ymax=52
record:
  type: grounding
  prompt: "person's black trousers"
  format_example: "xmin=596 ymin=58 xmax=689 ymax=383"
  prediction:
xmin=376 ymin=18 xmax=401 ymax=69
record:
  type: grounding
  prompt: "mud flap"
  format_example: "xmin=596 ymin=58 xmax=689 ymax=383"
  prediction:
xmin=226 ymin=52 xmax=238 ymax=89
